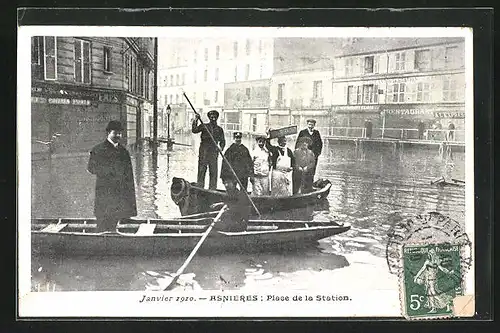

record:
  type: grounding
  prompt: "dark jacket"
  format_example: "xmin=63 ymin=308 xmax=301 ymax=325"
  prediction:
xmin=295 ymin=129 xmax=323 ymax=157
xmin=265 ymin=139 xmax=295 ymax=169
xmin=192 ymin=121 xmax=226 ymax=153
xmin=220 ymin=143 xmax=253 ymax=182
xmin=294 ymin=147 xmax=316 ymax=174
xmin=87 ymin=140 xmax=137 ymax=218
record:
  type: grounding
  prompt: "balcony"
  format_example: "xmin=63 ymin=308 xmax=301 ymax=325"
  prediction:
xmin=274 ymin=99 xmax=286 ymax=108
xmin=310 ymin=97 xmax=324 ymax=108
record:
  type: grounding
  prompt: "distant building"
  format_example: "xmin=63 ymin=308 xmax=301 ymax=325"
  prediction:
xmin=331 ymin=38 xmax=465 ymax=140
xmin=31 ymin=37 xmax=155 ymax=153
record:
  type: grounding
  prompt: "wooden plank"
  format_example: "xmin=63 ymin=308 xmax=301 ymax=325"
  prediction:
xmin=135 ymin=223 xmax=156 ymax=235
xmin=41 ymin=223 xmax=68 ymax=233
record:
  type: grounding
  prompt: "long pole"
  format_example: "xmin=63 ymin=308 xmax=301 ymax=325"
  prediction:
xmin=183 ymin=92 xmax=262 ymax=217
xmin=153 ymin=37 xmax=158 ymax=143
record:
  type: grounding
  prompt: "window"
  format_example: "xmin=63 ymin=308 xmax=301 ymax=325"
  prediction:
xmin=31 ymin=37 xmax=42 ymax=65
xmin=252 ymin=116 xmax=257 ymax=132
xmin=125 ymin=55 xmax=130 ymax=84
xmin=103 ymin=47 xmax=112 ymax=72
xmin=356 ymin=86 xmax=362 ymax=104
xmin=163 ymin=75 xmax=167 ymax=86
xmin=170 ymin=75 xmax=173 ymax=86
xmin=181 ymin=73 xmax=185 ymax=85
xmin=204 ymin=48 xmax=208 ymax=61
xmin=215 ymin=91 xmax=219 ymax=103
xmin=347 ymin=85 xmax=356 ymax=105
xmin=245 ymin=64 xmax=250 ymax=80
xmin=215 ymin=68 xmax=219 ymax=81
xmin=204 ymin=69 xmax=208 ymax=81
xmin=233 ymin=42 xmax=238 ymax=58
xmin=313 ymin=81 xmax=322 ymax=99
xmin=176 ymin=74 xmax=179 ymax=86
xmin=176 ymin=94 xmax=179 ymax=104
xmin=364 ymin=56 xmax=374 ymax=74
xmin=395 ymin=52 xmax=406 ymax=71
xmin=74 ymin=39 xmax=90 ymax=83
xmin=145 ymin=71 xmax=150 ymax=99
xmin=445 ymin=46 xmax=459 ymax=69
xmin=41 ymin=36 xmax=57 ymax=80
xmin=169 ymin=94 xmax=173 ymax=104
xmin=363 ymin=84 xmax=378 ymax=104
xmin=234 ymin=66 xmax=238 ymax=81
xmin=443 ymin=79 xmax=457 ymax=101
xmin=392 ymin=83 xmax=406 ymax=103
xmin=245 ymin=87 xmax=251 ymax=99
xmin=194 ymin=50 xmax=197 ymax=63
xmin=164 ymin=95 xmax=168 ymax=105
xmin=416 ymin=82 xmax=431 ymax=102
xmin=345 ymin=58 xmax=354 ymax=76
xmin=414 ymin=50 xmax=431 ymax=70
xmin=246 ymin=39 xmax=251 ymax=55
xmin=193 ymin=71 xmax=197 ymax=84
xmin=204 ymin=91 xmax=210 ymax=105
xmin=277 ymin=83 xmax=285 ymax=101
xmin=216 ymin=45 xmax=220 ymax=60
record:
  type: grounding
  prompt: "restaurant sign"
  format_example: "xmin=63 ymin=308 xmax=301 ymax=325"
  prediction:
xmin=31 ymin=84 xmax=123 ymax=104
xmin=331 ymin=105 xmax=381 ymax=113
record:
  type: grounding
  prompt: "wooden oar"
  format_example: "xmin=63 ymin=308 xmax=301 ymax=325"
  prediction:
xmin=163 ymin=204 xmax=228 ymax=291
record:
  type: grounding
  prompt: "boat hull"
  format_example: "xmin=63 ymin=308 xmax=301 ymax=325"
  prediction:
xmin=171 ymin=177 xmax=332 ymax=216
xmin=31 ymin=221 xmax=350 ymax=257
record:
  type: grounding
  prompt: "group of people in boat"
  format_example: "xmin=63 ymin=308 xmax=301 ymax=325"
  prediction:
xmin=191 ymin=109 xmax=323 ymax=198
xmin=86 ymin=113 xmax=323 ymax=233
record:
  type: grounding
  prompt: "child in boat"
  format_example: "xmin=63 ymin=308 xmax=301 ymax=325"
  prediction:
xmin=293 ymin=137 xmax=316 ymax=194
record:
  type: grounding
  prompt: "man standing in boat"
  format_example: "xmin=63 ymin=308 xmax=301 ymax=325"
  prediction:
xmin=192 ymin=110 xmax=226 ymax=190
xmin=220 ymin=131 xmax=253 ymax=192
xmin=295 ymin=119 xmax=323 ymax=178
xmin=250 ymin=135 xmax=271 ymax=196
xmin=293 ymin=137 xmax=316 ymax=194
xmin=87 ymin=121 xmax=137 ymax=233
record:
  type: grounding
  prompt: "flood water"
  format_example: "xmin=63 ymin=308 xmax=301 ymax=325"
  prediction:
xmin=30 ymin=134 xmax=465 ymax=292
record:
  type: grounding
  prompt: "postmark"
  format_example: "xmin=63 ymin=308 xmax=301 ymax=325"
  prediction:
xmin=385 ymin=212 xmax=473 ymax=319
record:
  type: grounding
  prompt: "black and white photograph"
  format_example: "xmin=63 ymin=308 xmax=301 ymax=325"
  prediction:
xmin=18 ymin=25 xmax=475 ymax=318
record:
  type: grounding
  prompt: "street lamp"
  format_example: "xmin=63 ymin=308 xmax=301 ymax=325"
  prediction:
xmin=166 ymin=104 xmax=174 ymax=151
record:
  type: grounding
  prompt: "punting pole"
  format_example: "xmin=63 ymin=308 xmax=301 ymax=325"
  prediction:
xmin=183 ymin=92 xmax=262 ymax=218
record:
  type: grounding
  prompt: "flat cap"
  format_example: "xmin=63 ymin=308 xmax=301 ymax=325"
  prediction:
xmin=306 ymin=119 xmax=316 ymax=124
xmin=233 ymin=131 xmax=243 ymax=138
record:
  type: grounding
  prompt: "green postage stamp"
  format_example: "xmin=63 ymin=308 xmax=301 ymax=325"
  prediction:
xmin=401 ymin=243 xmax=464 ymax=319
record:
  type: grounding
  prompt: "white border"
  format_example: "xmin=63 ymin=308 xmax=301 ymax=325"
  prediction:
xmin=18 ymin=26 xmax=475 ymax=318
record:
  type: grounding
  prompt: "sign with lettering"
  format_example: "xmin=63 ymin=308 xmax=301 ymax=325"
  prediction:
xmin=48 ymin=98 xmax=71 ymax=105
xmin=331 ymin=105 xmax=381 ymax=113
xmin=434 ymin=111 xmax=465 ymax=119
xmin=31 ymin=83 xmax=123 ymax=104
xmin=269 ymin=125 xmax=297 ymax=139
xmin=383 ymin=109 xmax=433 ymax=115
xmin=31 ymin=97 xmax=47 ymax=104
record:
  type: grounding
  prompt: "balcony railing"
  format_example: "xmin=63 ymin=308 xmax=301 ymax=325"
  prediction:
xmin=310 ymin=97 xmax=324 ymax=108
xmin=274 ymin=99 xmax=286 ymax=108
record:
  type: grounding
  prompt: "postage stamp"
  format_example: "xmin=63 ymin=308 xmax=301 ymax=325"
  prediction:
xmin=401 ymin=243 xmax=464 ymax=319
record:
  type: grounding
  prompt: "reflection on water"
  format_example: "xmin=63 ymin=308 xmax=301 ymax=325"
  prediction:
xmin=31 ymin=134 xmax=465 ymax=292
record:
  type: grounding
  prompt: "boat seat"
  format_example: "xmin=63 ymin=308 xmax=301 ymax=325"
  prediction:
xmin=41 ymin=223 xmax=68 ymax=233
xmin=136 ymin=223 xmax=156 ymax=235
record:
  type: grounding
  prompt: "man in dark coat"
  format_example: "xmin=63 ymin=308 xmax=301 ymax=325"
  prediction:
xmin=293 ymin=137 xmax=316 ymax=194
xmin=220 ymin=131 xmax=253 ymax=192
xmin=192 ymin=110 xmax=226 ymax=190
xmin=87 ymin=121 xmax=137 ymax=233
xmin=295 ymin=119 xmax=323 ymax=177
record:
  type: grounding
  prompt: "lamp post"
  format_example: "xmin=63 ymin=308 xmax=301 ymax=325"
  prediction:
xmin=166 ymin=104 xmax=174 ymax=151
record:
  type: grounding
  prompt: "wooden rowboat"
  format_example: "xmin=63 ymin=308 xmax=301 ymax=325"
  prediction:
xmin=170 ymin=177 xmax=332 ymax=216
xmin=31 ymin=214 xmax=350 ymax=256
xmin=430 ymin=177 xmax=465 ymax=187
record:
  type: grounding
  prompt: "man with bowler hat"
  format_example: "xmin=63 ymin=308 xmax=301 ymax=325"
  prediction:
xmin=87 ymin=120 xmax=137 ymax=233
xmin=192 ymin=110 xmax=226 ymax=189
xmin=295 ymin=119 xmax=323 ymax=177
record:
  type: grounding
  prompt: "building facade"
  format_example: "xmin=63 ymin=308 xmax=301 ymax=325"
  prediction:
xmin=158 ymin=37 xmax=275 ymax=133
xmin=31 ymin=36 xmax=155 ymax=153
xmin=331 ymin=38 xmax=465 ymax=140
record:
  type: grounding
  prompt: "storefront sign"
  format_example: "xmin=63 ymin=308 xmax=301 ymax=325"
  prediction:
xmin=48 ymin=98 xmax=71 ymax=105
xmin=434 ymin=111 xmax=465 ymax=119
xmin=331 ymin=105 xmax=381 ymax=112
xmin=71 ymin=99 xmax=92 ymax=106
xmin=383 ymin=109 xmax=433 ymax=115
xmin=32 ymin=84 xmax=123 ymax=104
xmin=31 ymin=97 xmax=47 ymax=104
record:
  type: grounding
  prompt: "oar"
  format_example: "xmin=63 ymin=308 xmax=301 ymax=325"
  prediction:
xmin=451 ymin=178 xmax=465 ymax=184
xmin=183 ymin=92 xmax=262 ymax=218
xmin=164 ymin=204 xmax=228 ymax=290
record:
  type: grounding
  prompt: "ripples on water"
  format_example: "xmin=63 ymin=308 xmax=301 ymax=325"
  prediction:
xmin=31 ymin=134 xmax=465 ymax=292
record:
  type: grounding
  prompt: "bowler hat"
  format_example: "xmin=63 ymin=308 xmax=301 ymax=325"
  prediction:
xmin=207 ymin=110 xmax=219 ymax=118
xmin=106 ymin=120 xmax=123 ymax=132
xmin=233 ymin=131 xmax=243 ymax=138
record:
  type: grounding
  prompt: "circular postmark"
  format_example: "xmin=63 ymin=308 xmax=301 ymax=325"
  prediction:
xmin=385 ymin=211 xmax=472 ymax=277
